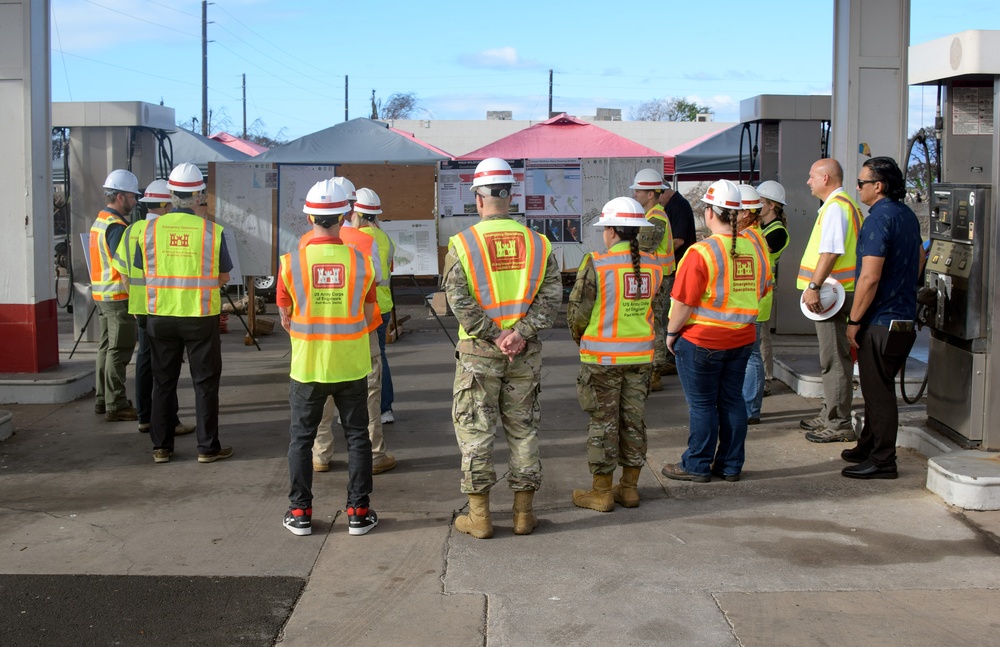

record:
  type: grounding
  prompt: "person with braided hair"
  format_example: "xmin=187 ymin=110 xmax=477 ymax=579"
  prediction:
xmin=568 ymin=197 xmax=662 ymax=511
xmin=660 ymin=180 xmax=771 ymax=483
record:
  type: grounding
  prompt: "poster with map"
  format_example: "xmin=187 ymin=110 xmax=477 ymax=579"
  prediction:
xmin=277 ymin=164 xmax=339 ymax=257
xmin=213 ymin=162 xmax=276 ymax=276
xmin=438 ymin=159 xmax=525 ymax=216
xmin=380 ymin=220 xmax=439 ymax=276
xmin=524 ymin=159 xmax=583 ymax=244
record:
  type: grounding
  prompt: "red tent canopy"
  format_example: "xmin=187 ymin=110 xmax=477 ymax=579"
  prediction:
xmin=388 ymin=126 xmax=454 ymax=159
xmin=457 ymin=113 xmax=663 ymax=160
xmin=209 ymin=131 xmax=269 ymax=157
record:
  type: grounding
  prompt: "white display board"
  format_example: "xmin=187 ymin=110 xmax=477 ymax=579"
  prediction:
xmin=380 ymin=220 xmax=439 ymax=276
xmin=438 ymin=159 xmax=525 ymax=216
xmin=277 ymin=164 xmax=339 ymax=258
xmin=524 ymin=158 xmax=583 ymax=244
xmin=214 ymin=161 xmax=276 ymax=277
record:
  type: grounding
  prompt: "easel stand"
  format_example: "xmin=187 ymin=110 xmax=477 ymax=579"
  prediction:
xmin=404 ymin=274 xmax=455 ymax=348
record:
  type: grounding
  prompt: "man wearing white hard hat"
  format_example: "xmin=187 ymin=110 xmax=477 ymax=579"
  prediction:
xmin=135 ymin=163 xmax=234 ymax=465
xmin=630 ymin=169 xmax=676 ymax=391
xmin=567 ymin=197 xmax=661 ymax=512
xmin=443 ymin=157 xmax=562 ymax=539
xmin=111 ymin=179 xmax=194 ymax=437
xmin=90 ymin=169 xmax=142 ymax=422
xmin=799 ymin=159 xmax=864 ymax=438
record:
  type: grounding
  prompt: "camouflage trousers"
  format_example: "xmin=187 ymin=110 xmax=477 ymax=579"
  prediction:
xmin=651 ymin=280 xmax=669 ymax=369
xmin=576 ymin=363 xmax=652 ymax=474
xmin=452 ymin=348 xmax=542 ymax=494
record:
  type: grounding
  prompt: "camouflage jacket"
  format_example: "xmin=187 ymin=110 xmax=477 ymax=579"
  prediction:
xmin=566 ymin=254 xmax=597 ymax=345
xmin=442 ymin=214 xmax=562 ymax=359
xmin=637 ymin=216 xmax=666 ymax=255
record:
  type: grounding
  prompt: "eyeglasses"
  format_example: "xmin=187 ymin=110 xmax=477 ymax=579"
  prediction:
xmin=856 ymin=179 xmax=878 ymax=189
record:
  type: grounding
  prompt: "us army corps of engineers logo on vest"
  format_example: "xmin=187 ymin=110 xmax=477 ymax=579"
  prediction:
xmin=169 ymin=233 xmax=190 ymax=247
xmin=484 ymin=232 xmax=526 ymax=272
xmin=312 ymin=264 xmax=346 ymax=289
xmin=623 ymin=272 xmax=653 ymax=300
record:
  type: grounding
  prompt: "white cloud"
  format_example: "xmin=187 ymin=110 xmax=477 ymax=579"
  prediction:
xmin=458 ymin=47 xmax=542 ymax=70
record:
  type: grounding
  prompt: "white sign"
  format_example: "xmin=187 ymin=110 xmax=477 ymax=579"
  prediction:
xmin=214 ymin=162 xmax=276 ymax=276
xmin=277 ymin=164 xmax=339 ymax=258
xmin=380 ymin=220 xmax=439 ymax=276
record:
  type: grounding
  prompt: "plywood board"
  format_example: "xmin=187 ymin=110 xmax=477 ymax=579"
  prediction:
xmin=338 ymin=164 xmax=436 ymax=221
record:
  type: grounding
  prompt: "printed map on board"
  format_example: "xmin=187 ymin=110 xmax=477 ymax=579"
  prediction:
xmin=214 ymin=162 xmax=276 ymax=276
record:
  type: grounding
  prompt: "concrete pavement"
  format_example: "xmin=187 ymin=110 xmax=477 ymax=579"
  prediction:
xmin=1 ymin=304 xmax=998 ymax=646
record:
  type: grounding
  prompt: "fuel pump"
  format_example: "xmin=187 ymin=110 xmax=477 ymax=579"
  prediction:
xmin=909 ymin=30 xmax=1000 ymax=449
xmin=739 ymin=95 xmax=832 ymax=335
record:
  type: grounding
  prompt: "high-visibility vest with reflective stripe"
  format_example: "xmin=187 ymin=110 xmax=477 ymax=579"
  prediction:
xmin=797 ymin=193 xmax=863 ymax=291
xmin=580 ymin=242 xmax=663 ymax=365
xmin=111 ymin=219 xmax=149 ymax=315
xmin=89 ymin=210 xmax=129 ymax=301
xmin=646 ymin=204 xmax=676 ymax=275
xmin=141 ymin=212 xmax=222 ymax=317
xmin=301 ymin=228 xmax=383 ymax=333
xmin=361 ymin=224 xmax=395 ymax=313
xmin=280 ymin=243 xmax=373 ymax=383
xmin=450 ymin=218 xmax=551 ymax=340
xmin=679 ymin=234 xmax=769 ymax=330
xmin=757 ymin=219 xmax=790 ymax=321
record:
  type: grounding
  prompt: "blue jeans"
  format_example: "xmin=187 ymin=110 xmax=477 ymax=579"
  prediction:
xmin=742 ymin=323 xmax=765 ymax=419
xmin=288 ymin=377 xmax=371 ymax=510
xmin=376 ymin=312 xmax=394 ymax=413
xmin=674 ymin=336 xmax=753 ymax=477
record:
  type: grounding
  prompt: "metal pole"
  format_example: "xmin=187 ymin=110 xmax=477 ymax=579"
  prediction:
xmin=548 ymin=69 xmax=553 ymax=117
xmin=242 ymin=73 xmax=247 ymax=139
xmin=201 ymin=1 xmax=208 ymax=136
xmin=345 ymin=75 xmax=349 ymax=122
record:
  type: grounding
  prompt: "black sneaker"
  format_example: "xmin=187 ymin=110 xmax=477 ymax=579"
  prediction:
xmin=283 ymin=508 xmax=312 ymax=536
xmin=347 ymin=507 xmax=378 ymax=535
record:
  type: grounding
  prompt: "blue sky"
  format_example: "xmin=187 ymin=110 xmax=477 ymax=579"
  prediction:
xmin=49 ymin=0 xmax=1000 ymax=141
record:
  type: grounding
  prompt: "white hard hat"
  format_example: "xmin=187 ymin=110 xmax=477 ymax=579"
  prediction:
xmin=629 ymin=168 xmax=666 ymax=191
xmin=737 ymin=184 xmax=762 ymax=211
xmin=701 ymin=179 xmax=742 ymax=210
xmin=593 ymin=197 xmax=652 ymax=228
xmin=755 ymin=180 xmax=786 ymax=205
xmin=354 ymin=188 xmax=382 ymax=215
xmin=303 ymin=179 xmax=350 ymax=216
xmin=471 ymin=158 xmax=515 ymax=188
xmin=103 ymin=169 xmax=140 ymax=195
xmin=331 ymin=176 xmax=357 ymax=201
xmin=167 ymin=163 xmax=206 ymax=193
xmin=800 ymin=277 xmax=846 ymax=321
xmin=139 ymin=179 xmax=172 ymax=203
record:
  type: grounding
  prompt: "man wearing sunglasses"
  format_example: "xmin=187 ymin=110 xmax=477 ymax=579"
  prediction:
xmin=799 ymin=158 xmax=864 ymax=442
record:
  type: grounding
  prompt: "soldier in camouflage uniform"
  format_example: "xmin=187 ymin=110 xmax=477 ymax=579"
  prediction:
xmin=568 ymin=197 xmax=661 ymax=511
xmin=443 ymin=158 xmax=561 ymax=539
xmin=631 ymin=169 xmax=676 ymax=392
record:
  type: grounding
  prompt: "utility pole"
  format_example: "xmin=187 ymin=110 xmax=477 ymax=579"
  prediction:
xmin=344 ymin=75 xmax=349 ymax=122
xmin=548 ymin=69 xmax=553 ymax=118
xmin=242 ymin=73 xmax=247 ymax=139
xmin=201 ymin=1 xmax=208 ymax=136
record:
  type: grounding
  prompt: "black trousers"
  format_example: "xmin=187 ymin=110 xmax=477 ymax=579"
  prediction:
xmin=136 ymin=315 xmax=180 ymax=428
xmin=855 ymin=324 xmax=916 ymax=466
xmin=147 ymin=315 xmax=222 ymax=454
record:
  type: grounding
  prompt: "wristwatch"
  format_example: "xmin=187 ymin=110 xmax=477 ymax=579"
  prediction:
xmin=807 ymin=281 xmax=820 ymax=291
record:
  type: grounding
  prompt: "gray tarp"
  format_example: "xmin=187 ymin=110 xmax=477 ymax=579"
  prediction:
xmin=256 ymin=118 xmax=451 ymax=164
xmin=664 ymin=123 xmax=756 ymax=181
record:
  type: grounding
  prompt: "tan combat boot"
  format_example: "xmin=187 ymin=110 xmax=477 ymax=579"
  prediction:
xmin=649 ymin=370 xmax=663 ymax=392
xmin=612 ymin=466 xmax=641 ymax=508
xmin=572 ymin=473 xmax=615 ymax=512
xmin=455 ymin=492 xmax=493 ymax=539
xmin=512 ymin=490 xmax=538 ymax=535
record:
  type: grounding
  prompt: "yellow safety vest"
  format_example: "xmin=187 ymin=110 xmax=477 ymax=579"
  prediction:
xmin=450 ymin=218 xmax=551 ymax=340
xmin=361 ymin=224 xmax=395 ymax=313
xmin=757 ymin=219 xmax=790 ymax=321
xmin=89 ymin=209 xmax=129 ymax=301
xmin=580 ymin=242 xmax=663 ymax=365
xmin=646 ymin=204 xmax=676 ymax=275
xmin=141 ymin=212 xmax=222 ymax=317
xmin=797 ymin=192 xmax=863 ymax=291
xmin=678 ymin=234 xmax=769 ymax=330
xmin=280 ymin=243 xmax=373 ymax=383
xmin=111 ymin=219 xmax=150 ymax=315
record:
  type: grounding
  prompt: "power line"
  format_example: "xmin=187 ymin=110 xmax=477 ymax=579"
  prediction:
xmin=210 ymin=41 xmax=341 ymax=102
xmin=78 ymin=0 xmax=199 ymax=38
xmin=51 ymin=7 xmax=73 ymax=100
xmin=139 ymin=0 xmax=200 ymax=19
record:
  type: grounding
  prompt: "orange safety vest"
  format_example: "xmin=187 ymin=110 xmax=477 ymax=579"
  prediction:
xmin=797 ymin=192 xmax=863 ymax=291
xmin=141 ymin=212 xmax=222 ymax=317
xmin=682 ymin=234 xmax=769 ymax=330
xmin=89 ymin=209 xmax=129 ymax=301
xmin=450 ymin=218 xmax=551 ymax=339
xmin=580 ymin=243 xmax=663 ymax=365
xmin=280 ymin=243 xmax=373 ymax=383
xmin=646 ymin=204 xmax=676 ymax=275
